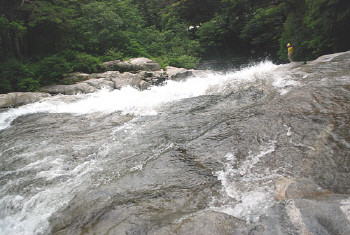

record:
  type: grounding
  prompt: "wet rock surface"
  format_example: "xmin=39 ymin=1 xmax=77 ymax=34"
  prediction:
xmin=101 ymin=57 xmax=162 ymax=72
xmin=1 ymin=52 xmax=350 ymax=234
xmin=0 ymin=92 xmax=51 ymax=108
xmin=1 ymin=58 xmax=209 ymax=108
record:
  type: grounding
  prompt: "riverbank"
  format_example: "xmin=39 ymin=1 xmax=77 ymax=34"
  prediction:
xmin=0 ymin=58 xmax=211 ymax=109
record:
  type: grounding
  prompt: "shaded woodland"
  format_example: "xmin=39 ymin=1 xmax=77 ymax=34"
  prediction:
xmin=1 ymin=0 xmax=349 ymax=93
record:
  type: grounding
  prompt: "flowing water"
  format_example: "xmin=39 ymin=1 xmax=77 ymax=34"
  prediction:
xmin=1 ymin=52 xmax=350 ymax=234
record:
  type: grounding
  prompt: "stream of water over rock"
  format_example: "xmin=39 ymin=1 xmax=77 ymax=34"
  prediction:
xmin=1 ymin=52 xmax=350 ymax=235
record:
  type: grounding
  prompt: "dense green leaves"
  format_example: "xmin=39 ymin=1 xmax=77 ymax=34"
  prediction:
xmin=304 ymin=0 xmax=350 ymax=56
xmin=240 ymin=5 xmax=284 ymax=51
xmin=1 ymin=0 xmax=349 ymax=93
xmin=0 ymin=58 xmax=35 ymax=93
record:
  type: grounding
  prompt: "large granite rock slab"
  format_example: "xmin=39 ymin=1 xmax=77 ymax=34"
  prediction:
xmin=101 ymin=57 xmax=161 ymax=72
xmin=40 ymin=83 xmax=97 ymax=95
xmin=0 ymin=92 xmax=51 ymax=108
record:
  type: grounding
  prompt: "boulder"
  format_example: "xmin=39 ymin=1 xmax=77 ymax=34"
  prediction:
xmin=100 ymin=60 xmax=121 ymax=71
xmin=101 ymin=57 xmax=161 ymax=72
xmin=139 ymin=70 xmax=168 ymax=86
xmin=2 ymin=57 xmax=209 ymax=108
xmin=166 ymin=66 xmax=193 ymax=81
xmin=64 ymin=72 xmax=91 ymax=84
xmin=139 ymin=80 xmax=151 ymax=91
xmin=0 ymin=92 xmax=51 ymax=108
xmin=40 ymin=83 xmax=97 ymax=95
xmin=83 ymin=79 xmax=115 ymax=90
xmin=90 ymin=71 xmax=121 ymax=80
xmin=128 ymin=57 xmax=162 ymax=71
xmin=111 ymin=72 xmax=143 ymax=89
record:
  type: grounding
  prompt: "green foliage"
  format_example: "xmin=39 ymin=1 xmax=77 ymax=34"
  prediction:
xmin=277 ymin=0 xmax=350 ymax=61
xmin=36 ymin=55 xmax=72 ymax=86
xmin=153 ymin=54 xmax=200 ymax=70
xmin=240 ymin=5 xmax=284 ymax=52
xmin=0 ymin=58 xmax=37 ymax=93
xmin=278 ymin=9 xmax=315 ymax=62
xmin=1 ymin=0 xmax=350 ymax=93
xmin=170 ymin=55 xmax=201 ymax=69
xmin=303 ymin=0 xmax=350 ymax=57
xmin=18 ymin=77 xmax=41 ymax=92
xmin=100 ymin=48 xmax=125 ymax=62
xmin=71 ymin=52 xmax=101 ymax=73
xmin=160 ymin=0 xmax=221 ymax=26
xmin=125 ymin=38 xmax=152 ymax=58
xmin=196 ymin=15 xmax=228 ymax=58
xmin=136 ymin=26 xmax=168 ymax=57
xmin=75 ymin=1 xmax=123 ymax=53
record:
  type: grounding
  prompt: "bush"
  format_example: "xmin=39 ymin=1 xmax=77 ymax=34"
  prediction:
xmin=18 ymin=77 xmax=40 ymax=92
xmin=170 ymin=55 xmax=200 ymax=69
xmin=153 ymin=54 xmax=200 ymax=69
xmin=153 ymin=56 xmax=170 ymax=70
xmin=37 ymin=55 xmax=72 ymax=86
xmin=71 ymin=52 xmax=101 ymax=73
xmin=100 ymin=48 xmax=125 ymax=62
xmin=0 ymin=58 xmax=38 ymax=93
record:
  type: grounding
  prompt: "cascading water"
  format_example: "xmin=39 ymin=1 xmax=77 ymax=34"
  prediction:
xmin=1 ymin=53 xmax=350 ymax=235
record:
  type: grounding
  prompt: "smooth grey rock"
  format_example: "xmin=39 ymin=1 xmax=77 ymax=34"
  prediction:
xmin=90 ymin=71 xmax=121 ymax=80
xmin=83 ymin=79 xmax=115 ymax=90
xmin=171 ymin=211 xmax=249 ymax=235
xmin=102 ymin=57 xmax=161 ymax=72
xmin=139 ymin=80 xmax=151 ymax=90
xmin=128 ymin=57 xmax=162 ymax=71
xmin=1 ymin=57 xmax=210 ymax=108
xmin=166 ymin=66 xmax=193 ymax=81
xmin=0 ymin=92 xmax=51 ymax=108
xmin=285 ymin=195 xmax=350 ymax=235
xmin=65 ymin=72 xmax=90 ymax=84
xmin=111 ymin=72 xmax=142 ymax=89
xmin=40 ymin=83 xmax=97 ymax=95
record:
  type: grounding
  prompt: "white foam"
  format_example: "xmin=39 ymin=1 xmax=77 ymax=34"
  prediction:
xmin=0 ymin=61 xmax=296 ymax=131
xmin=211 ymin=141 xmax=279 ymax=222
xmin=0 ymin=61 xmax=301 ymax=233
xmin=0 ymin=153 xmax=99 ymax=235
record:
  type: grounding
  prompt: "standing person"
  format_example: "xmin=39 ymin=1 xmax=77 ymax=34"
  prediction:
xmin=287 ymin=43 xmax=293 ymax=62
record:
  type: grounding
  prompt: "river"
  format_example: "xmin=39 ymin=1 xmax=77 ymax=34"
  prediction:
xmin=1 ymin=52 xmax=350 ymax=234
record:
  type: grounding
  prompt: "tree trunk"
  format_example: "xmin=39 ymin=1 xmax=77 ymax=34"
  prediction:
xmin=2 ymin=0 xmax=22 ymax=59
xmin=10 ymin=28 xmax=21 ymax=59
xmin=0 ymin=32 xmax=10 ymax=57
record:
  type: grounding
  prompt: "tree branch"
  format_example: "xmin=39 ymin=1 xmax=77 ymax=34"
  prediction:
xmin=21 ymin=0 xmax=38 ymax=8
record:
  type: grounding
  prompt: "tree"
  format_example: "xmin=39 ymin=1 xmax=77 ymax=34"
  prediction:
xmin=196 ymin=15 xmax=228 ymax=58
xmin=0 ymin=0 xmax=76 ymax=59
xmin=304 ymin=0 xmax=350 ymax=57
xmin=239 ymin=4 xmax=285 ymax=55
xmin=0 ymin=0 xmax=25 ymax=59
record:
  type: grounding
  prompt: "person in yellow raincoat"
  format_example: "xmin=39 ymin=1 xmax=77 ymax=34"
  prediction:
xmin=287 ymin=43 xmax=293 ymax=62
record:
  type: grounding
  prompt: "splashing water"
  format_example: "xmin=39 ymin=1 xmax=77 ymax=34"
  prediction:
xmin=211 ymin=141 xmax=280 ymax=223
xmin=0 ymin=61 xmax=293 ymax=131
xmin=0 ymin=60 xmax=307 ymax=234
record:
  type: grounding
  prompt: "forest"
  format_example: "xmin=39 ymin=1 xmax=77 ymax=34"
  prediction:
xmin=1 ymin=0 xmax=349 ymax=93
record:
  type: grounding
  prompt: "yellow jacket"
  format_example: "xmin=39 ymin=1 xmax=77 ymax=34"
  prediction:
xmin=288 ymin=46 xmax=293 ymax=55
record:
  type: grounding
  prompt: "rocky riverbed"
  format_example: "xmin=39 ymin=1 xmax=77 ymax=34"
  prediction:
xmin=1 ymin=52 xmax=350 ymax=234
xmin=0 ymin=57 xmax=207 ymax=109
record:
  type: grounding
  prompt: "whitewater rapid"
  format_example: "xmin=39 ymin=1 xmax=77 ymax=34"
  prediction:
xmin=0 ymin=61 xmax=294 ymax=131
xmin=0 ymin=60 xmax=311 ymax=235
